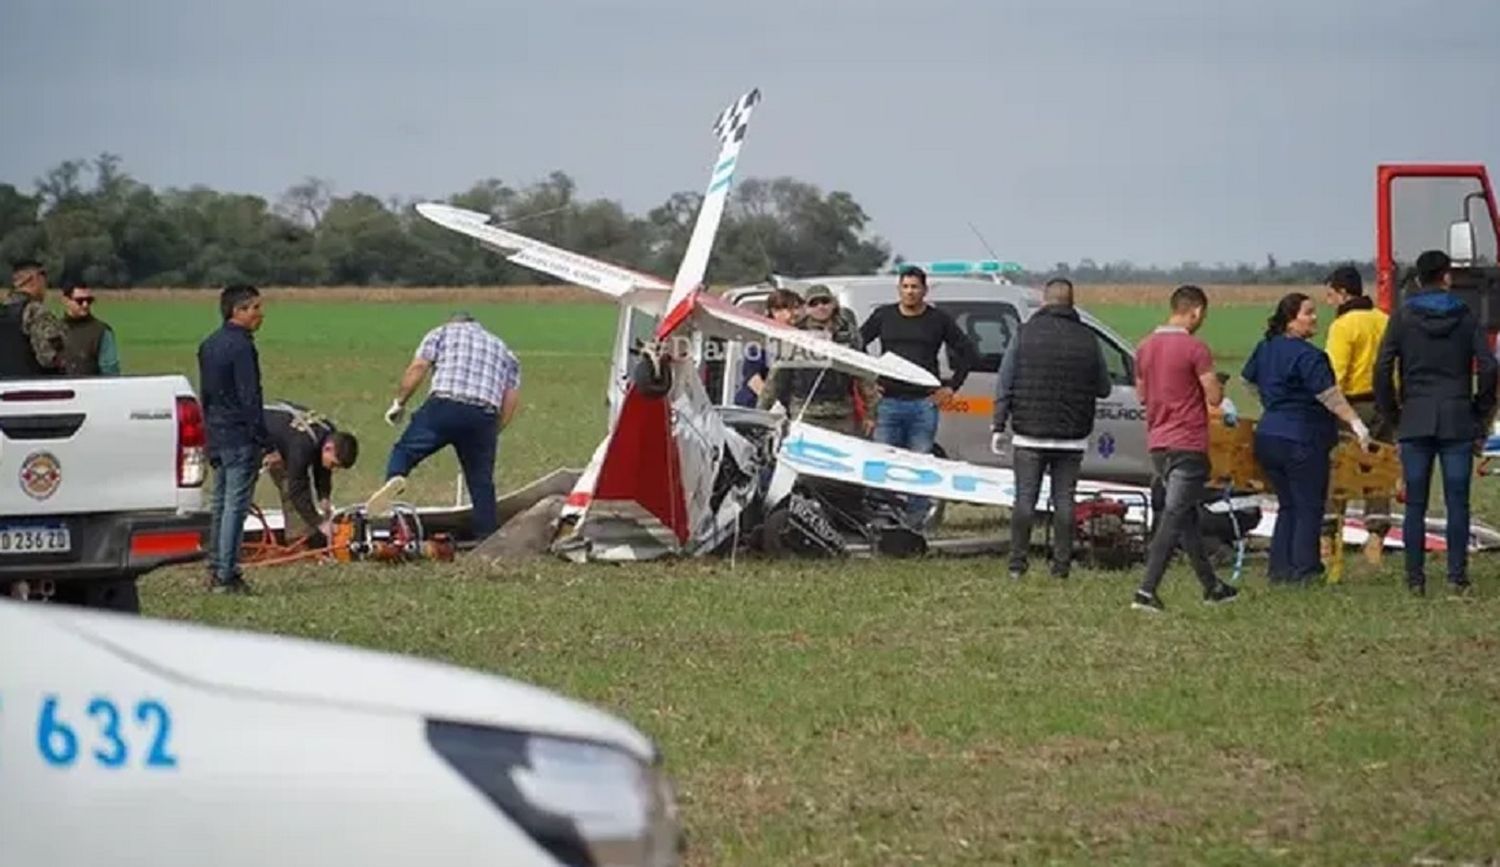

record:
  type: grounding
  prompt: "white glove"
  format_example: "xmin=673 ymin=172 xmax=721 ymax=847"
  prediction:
xmin=991 ymin=431 xmax=1007 ymax=455
xmin=1220 ymin=396 xmax=1239 ymax=427
xmin=384 ymin=398 xmax=406 ymax=426
xmin=1351 ymin=417 xmax=1371 ymax=450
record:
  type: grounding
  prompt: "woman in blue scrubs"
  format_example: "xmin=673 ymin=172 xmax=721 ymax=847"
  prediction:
xmin=1242 ymin=293 xmax=1373 ymax=583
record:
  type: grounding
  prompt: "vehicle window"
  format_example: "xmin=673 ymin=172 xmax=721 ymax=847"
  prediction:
xmin=627 ymin=309 xmax=660 ymax=354
xmin=935 ymin=302 xmax=1020 ymax=373
xmin=1392 ymin=175 xmax=1499 ymax=270
xmin=1087 ymin=326 xmax=1133 ymax=387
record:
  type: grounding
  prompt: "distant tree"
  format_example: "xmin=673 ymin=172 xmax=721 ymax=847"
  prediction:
xmin=277 ymin=177 xmax=334 ymax=229
xmin=0 ymin=154 xmax=1381 ymax=289
xmin=711 ymin=177 xmax=891 ymax=282
xmin=317 ymin=194 xmax=411 ymax=284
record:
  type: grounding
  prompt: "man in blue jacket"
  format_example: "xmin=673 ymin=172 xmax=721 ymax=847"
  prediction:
xmin=196 ymin=284 xmax=270 ymax=595
xmin=1374 ymin=250 xmax=1498 ymax=597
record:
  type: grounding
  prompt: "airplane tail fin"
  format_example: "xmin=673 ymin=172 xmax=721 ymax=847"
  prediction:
xmin=661 ymin=88 xmax=762 ymax=322
xmin=583 ymin=371 xmax=691 ymax=553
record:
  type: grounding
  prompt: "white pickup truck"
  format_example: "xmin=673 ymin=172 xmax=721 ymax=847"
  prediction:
xmin=0 ymin=375 xmax=211 ymax=612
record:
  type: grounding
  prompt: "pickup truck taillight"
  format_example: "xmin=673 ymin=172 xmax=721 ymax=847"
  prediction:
xmin=176 ymin=396 xmax=207 ymax=487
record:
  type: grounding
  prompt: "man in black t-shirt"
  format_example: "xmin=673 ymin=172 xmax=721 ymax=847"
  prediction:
xmin=858 ymin=266 xmax=977 ymax=524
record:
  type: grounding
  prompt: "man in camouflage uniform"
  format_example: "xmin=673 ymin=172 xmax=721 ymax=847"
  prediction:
xmin=1 ymin=259 xmax=68 ymax=379
xmin=757 ymin=284 xmax=878 ymax=437
xmin=262 ymin=399 xmax=360 ymax=547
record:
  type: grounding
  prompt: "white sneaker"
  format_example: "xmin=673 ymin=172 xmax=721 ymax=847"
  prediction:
xmin=365 ymin=476 xmax=407 ymax=515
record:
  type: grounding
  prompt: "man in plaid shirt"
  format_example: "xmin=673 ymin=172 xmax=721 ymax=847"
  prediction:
xmin=367 ymin=312 xmax=522 ymax=537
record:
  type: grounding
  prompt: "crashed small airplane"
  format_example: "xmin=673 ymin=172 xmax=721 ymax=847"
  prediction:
xmin=420 ymin=89 xmax=949 ymax=561
xmin=416 ymin=88 xmax=1500 ymax=565
xmin=414 ymin=87 xmax=1500 ymax=564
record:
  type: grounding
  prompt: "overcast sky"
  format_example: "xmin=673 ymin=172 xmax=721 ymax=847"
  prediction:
xmin=4 ymin=0 xmax=1498 ymax=269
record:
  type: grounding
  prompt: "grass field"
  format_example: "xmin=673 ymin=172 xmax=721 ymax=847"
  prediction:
xmin=93 ymin=285 xmax=1500 ymax=865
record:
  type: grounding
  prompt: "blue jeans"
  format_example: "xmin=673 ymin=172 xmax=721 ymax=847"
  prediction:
xmin=387 ymin=397 xmax=501 ymax=537
xmin=1399 ymin=437 xmax=1473 ymax=586
xmin=1254 ymin=433 xmax=1331 ymax=583
xmin=874 ymin=396 xmax=939 ymax=523
xmin=207 ymin=444 xmax=259 ymax=584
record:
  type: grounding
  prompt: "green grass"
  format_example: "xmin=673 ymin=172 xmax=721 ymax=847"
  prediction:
xmin=106 ymin=297 xmax=619 ymax=506
xmin=86 ymin=293 xmax=1500 ymax=865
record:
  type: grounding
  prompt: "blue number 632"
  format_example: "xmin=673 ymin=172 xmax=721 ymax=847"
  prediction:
xmin=36 ymin=695 xmax=178 ymax=770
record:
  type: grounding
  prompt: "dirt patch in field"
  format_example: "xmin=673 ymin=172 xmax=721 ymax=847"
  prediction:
xmin=1076 ymin=283 xmax=1324 ymax=306
xmin=103 ymin=285 xmax=614 ymax=304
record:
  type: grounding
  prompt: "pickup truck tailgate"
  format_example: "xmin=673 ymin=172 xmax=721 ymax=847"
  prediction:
xmin=0 ymin=376 xmax=191 ymax=516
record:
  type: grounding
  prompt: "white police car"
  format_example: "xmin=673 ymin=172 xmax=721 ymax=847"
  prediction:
xmin=0 ymin=599 xmax=680 ymax=866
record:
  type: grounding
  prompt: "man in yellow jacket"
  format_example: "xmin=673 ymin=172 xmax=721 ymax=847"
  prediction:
xmin=1323 ymin=265 xmax=1393 ymax=563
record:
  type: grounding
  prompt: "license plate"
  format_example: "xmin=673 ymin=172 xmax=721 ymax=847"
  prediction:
xmin=0 ymin=525 xmax=72 ymax=554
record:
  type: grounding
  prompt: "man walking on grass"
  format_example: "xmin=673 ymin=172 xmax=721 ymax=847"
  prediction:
xmin=1131 ymin=284 xmax=1239 ymax=612
xmin=991 ymin=277 xmax=1112 ymax=580
xmin=369 ymin=312 xmax=521 ymax=539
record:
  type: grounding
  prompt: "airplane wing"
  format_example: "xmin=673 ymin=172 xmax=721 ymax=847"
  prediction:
xmin=692 ymin=293 xmax=941 ymax=390
xmin=414 ymin=202 xmax=672 ymax=314
xmin=778 ymin=420 xmax=1039 ymax=508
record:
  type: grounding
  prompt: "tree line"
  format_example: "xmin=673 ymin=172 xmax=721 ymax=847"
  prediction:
xmin=1 ymin=153 xmax=1370 ymax=289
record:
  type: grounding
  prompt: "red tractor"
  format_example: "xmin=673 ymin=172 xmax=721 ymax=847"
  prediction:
xmin=1376 ymin=164 xmax=1500 ymax=345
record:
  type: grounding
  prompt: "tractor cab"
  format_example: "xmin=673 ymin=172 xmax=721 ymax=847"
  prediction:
xmin=1377 ymin=164 xmax=1500 ymax=343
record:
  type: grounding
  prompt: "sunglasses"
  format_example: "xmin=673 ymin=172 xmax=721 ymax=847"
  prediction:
xmin=807 ymin=297 xmax=834 ymax=307
xmin=71 ymin=296 xmax=95 ymax=305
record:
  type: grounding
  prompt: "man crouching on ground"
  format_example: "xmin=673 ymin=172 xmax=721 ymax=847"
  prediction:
xmin=991 ymin=277 xmax=1112 ymax=580
xmin=369 ymin=312 xmax=521 ymax=539
xmin=262 ymin=400 xmax=359 ymax=548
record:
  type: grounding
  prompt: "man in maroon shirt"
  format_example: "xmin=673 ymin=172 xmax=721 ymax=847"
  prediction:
xmin=1131 ymin=285 xmax=1240 ymax=612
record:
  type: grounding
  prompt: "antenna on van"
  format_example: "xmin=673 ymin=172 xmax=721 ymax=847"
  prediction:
xmin=967 ymin=221 xmax=1003 ymax=262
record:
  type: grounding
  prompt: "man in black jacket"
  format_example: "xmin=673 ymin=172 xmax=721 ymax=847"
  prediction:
xmin=991 ymin=278 xmax=1112 ymax=579
xmin=263 ymin=400 xmax=359 ymax=547
xmin=196 ymin=284 xmax=270 ymax=595
xmin=1374 ymin=250 xmax=1498 ymax=596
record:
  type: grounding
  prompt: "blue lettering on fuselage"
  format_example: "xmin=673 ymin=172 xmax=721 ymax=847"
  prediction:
xmin=780 ymin=437 xmax=854 ymax=474
xmin=781 ymin=438 xmax=1007 ymax=499
xmin=862 ymin=461 xmax=941 ymax=486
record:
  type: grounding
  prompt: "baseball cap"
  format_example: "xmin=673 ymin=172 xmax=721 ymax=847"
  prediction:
xmin=804 ymin=284 xmax=835 ymax=302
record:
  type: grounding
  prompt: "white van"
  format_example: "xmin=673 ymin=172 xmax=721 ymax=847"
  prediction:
xmin=604 ymin=263 xmax=1154 ymax=487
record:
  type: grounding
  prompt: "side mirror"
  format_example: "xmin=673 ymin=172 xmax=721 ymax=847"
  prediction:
xmin=1448 ymin=220 xmax=1477 ymax=265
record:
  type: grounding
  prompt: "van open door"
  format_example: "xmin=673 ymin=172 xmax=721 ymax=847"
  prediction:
xmin=607 ymin=305 xmax=661 ymax=428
